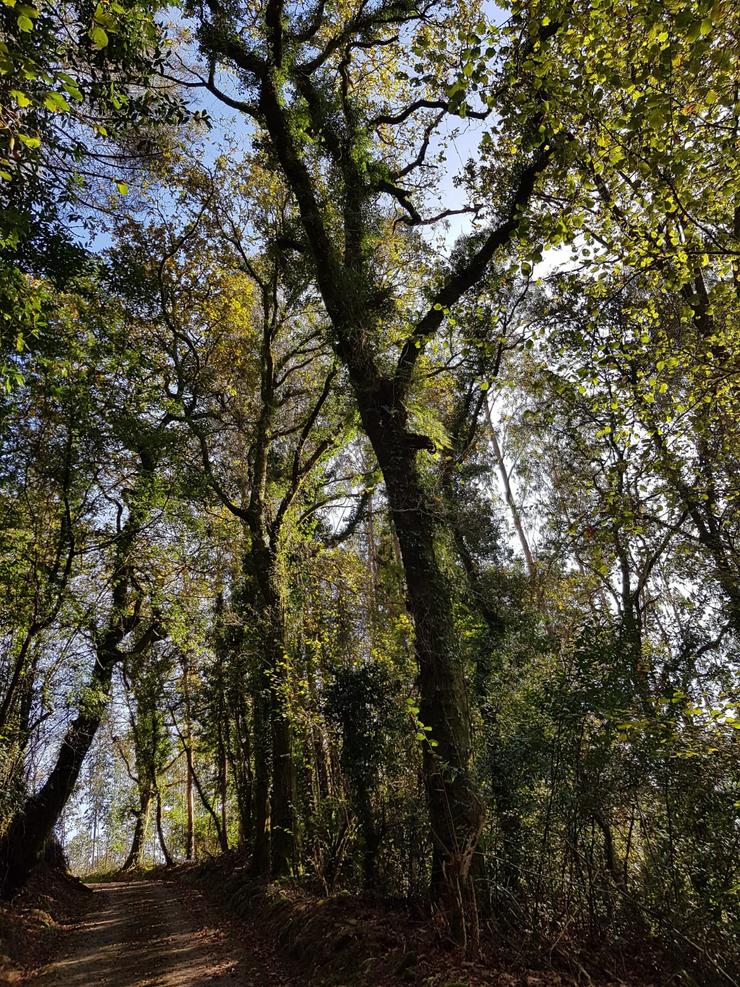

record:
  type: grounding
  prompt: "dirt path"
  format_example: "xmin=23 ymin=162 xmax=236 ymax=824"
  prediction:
xmin=26 ymin=878 xmax=279 ymax=987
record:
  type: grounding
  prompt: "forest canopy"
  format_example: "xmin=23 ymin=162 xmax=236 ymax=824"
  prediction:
xmin=0 ymin=0 xmax=738 ymax=981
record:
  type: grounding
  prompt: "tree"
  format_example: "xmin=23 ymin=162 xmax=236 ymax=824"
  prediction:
xmin=0 ymin=282 xmax=170 ymax=895
xmin=106 ymin=155 xmax=365 ymax=875
xmin=177 ymin=0 xmax=562 ymax=944
xmin=0 ymin=0 xmax=190 ymax=385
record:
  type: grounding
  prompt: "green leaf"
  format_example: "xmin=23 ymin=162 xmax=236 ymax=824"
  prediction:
xmin=43 ymin=92 xmax=70 ymax=113
xmin=61 ymin=79 xmax=83 ymax=101
xmin=16 ymin=13 xmax=33 ymax=30
xmin=115 ymin=180 xmax=128 ymax=194
xmin=90 ymin=25 xmax=109 ymax=48
xmin=10 ymin=89 xmax=31 ymax=107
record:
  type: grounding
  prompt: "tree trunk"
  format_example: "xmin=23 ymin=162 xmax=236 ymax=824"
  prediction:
xmin=122 ymin=789 xmax=153 ymax=871
xmin=231 ymin=702 xmax=253 ymax=847
xmin=270 ymin=704 xmax=298 ymax=877
xmin=244 ymin=541 xmax=298 ymax=878
xmin=249 ymin=686 xmax=271 ymax=877
xmin=185 ymin=746 xmax=195 ymax=861
xmin=218 ymin=729 xmax=229 ymax=851
xmin=188 ymin=749 xmax=229 ymax=853
xmin=0 ymin=654 xmax=115 ymax=896
xmin=156 ymin=789 xmax=174 ymax=866
xmin=485 ymin=400 xmax=536 ymax=577
xmin=357 ymin=783 xmax=380 ymax=890
xmin=183 ymin=661 xmax=196 ymax=861
xmin=0 ymin=453 xmax=153 ymax=896
xmin=364 ymin=412 xmax=485 ymax=948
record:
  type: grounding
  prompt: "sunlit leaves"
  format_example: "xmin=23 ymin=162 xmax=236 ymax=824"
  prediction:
xmin=42 ymin=91 xmax=69 ymax=112
xmin=90 ymin=24 xmax=109 ymax=48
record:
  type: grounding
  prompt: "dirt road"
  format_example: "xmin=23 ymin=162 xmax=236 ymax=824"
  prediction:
xmin=26 ymin=878 xmax=282 ymax=986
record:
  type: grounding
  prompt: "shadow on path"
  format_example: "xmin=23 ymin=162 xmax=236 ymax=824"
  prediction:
xmin=27 ymin=879 xmax=265 ymax=986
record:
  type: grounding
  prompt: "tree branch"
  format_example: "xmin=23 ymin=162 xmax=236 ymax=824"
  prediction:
xmin=394 ymin=146 xmax=552 ymax=392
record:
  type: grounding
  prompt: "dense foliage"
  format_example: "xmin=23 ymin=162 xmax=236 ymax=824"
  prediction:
xmin=1 ymin=0 xmax=738 ymax=981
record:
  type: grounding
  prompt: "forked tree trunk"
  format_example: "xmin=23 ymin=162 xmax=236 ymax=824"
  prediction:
xmin=252 ymin=79 xmax=487 ymax=943
xmin=484 ymin=400 xmax=536 ymax=577
xmin=122 ymin=789 xmax=153 ymax=871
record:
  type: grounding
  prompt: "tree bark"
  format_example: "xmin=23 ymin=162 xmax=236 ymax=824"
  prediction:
xmin=484 ymin=400 xmax=536 ymax=577
xmin=270 ymin=704 xmax=298 ymax=877
xmin=230 ymin=701 xmax=253 ymax=847
xmin=249 ymin=686 xmax=271 ymax=876
xmin=0 ymin=652 xmax=115 ymax=896
xmin=156 ymin=789 xmax=174 ymax=866
xmin=187 ymin=746 xmax=229 ymax=853
xmin=364 ymin=411 xmax=485 ymax=947
xmin=122 ymin=789 xmax=153 ymax=871
xmin=218 ymin=731 xmax=229 ymax=852
xmin=185 ymin=746 xmax=195 ymax=861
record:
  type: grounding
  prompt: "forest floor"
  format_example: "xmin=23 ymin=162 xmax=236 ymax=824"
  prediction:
xmin=2 ymin=873 xmax=296 ymax=987
xmin=2 ymin=863 xmax=673 ymax=987
xmin=0 ymin=865 xmax=93 ymax=985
